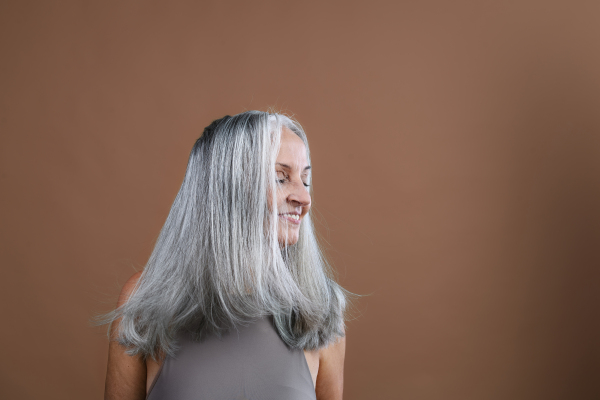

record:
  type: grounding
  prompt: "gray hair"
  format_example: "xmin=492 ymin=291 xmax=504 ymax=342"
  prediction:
xmin=95 ymin=110 xmax=352 ymax=360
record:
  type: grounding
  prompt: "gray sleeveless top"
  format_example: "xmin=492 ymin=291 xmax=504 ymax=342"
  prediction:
xmin=146 ymin=315 xmax=317 ymax=400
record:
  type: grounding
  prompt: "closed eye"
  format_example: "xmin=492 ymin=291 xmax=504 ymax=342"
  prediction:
xmin=276 ymin=171 xmax=287 ymax=184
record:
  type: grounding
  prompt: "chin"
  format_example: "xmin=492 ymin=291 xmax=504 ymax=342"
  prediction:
xmin=278 ymin=234 xmax=299 ymax=247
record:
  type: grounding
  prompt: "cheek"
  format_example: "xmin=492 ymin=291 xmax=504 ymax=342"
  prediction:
xmin=274 ymin=191 xmax=287 ymax=210
xmin=266 ymin=189 xmax=283 ymax=212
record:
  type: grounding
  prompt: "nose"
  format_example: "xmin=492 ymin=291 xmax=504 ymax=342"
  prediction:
xmin=287 ymin=181 xmax=311 ymax=208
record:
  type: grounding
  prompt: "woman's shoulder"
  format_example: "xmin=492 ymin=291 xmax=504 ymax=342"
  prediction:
xmin=116 ymin=271 xmax=143 ymax=307
xmin=105 ymin=270 xmax=147 ymax=400
xmin=313 ymin=335 xmax=346 ymax=398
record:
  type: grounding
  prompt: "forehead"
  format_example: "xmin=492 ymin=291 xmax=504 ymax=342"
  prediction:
xmin=276 ymin=128 xmax=308 ymax=167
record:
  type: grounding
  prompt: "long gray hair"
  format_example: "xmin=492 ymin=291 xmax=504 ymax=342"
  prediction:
xmin=96 ymin=110 xmax=351 ymax=360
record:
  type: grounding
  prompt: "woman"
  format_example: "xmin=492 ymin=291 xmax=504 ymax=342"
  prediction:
xmin=99 ymin=111 xmax=353 ymax=399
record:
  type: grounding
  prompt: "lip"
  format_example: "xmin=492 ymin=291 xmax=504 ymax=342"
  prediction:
xmin=278 ymin=212 xmax=302 ymax=225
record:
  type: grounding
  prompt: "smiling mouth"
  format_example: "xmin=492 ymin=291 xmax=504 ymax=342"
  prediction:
xmin=279 ymin=213 xmax=301 ymax=224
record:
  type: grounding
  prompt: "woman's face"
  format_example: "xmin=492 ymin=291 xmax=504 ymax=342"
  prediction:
xmin=272 ymin=127 xmax=312 ymax=246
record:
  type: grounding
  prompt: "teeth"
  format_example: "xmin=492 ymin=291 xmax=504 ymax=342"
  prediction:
xmin=282 ymin=213 xmax=300 ymax=220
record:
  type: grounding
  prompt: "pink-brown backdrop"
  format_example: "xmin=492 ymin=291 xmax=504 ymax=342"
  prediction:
xmin=1 ymin=1 xmax=599 ymax=399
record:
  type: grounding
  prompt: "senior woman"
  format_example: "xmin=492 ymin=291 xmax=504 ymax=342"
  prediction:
xmin=100 ymin=111 xmax=352 ymax=400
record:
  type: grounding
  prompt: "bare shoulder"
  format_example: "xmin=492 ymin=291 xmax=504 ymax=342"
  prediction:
xmin=117 ymin=271 xmax=143 ymax=308
xmin=321 ymin=335 xmax=346 ymax=357
xmin=315 ymin=334 xmax=346 ymax=400
xmin=105 ymin=270 xmax=146 ymax=400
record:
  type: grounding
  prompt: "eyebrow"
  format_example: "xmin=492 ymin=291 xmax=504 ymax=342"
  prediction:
xmin=276 ymin=163 xmax=311 ymax=171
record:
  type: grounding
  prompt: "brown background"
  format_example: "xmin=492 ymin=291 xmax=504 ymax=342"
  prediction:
xmin=1 ymin=1 xmax=599 ymax=399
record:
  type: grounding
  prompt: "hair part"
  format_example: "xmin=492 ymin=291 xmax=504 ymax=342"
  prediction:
xmin=94 ymin=110 xmax=354 ymax=360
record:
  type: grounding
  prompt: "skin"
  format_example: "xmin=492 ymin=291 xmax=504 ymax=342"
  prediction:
xmin=105 ymin=127 xmax=346 ymax=399
xmin=271 ymin=127 xmax=312 ymax=246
